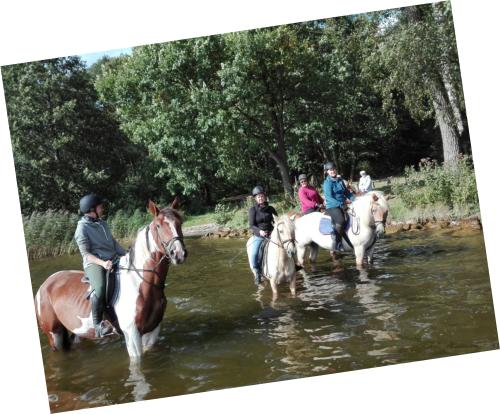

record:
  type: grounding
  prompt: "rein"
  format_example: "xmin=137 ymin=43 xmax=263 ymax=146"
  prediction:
xmin=120 ymin=224 xmax=184 ymax=290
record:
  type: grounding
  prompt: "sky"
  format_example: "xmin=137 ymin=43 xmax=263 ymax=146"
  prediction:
xmin=79 ymin=47 xmax=132 ymax=67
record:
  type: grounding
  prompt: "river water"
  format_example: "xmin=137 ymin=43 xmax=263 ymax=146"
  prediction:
xmin=28 ymin=228 xmax=498 ymax=412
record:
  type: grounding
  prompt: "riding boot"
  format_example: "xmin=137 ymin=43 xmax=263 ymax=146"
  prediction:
xmin=253 ymin=270 xmax=263 ymax=286
xmin=333 ymin=232 xmax=344 ymax=252
xmin=91 ymin=294 xmax=112 ymax=338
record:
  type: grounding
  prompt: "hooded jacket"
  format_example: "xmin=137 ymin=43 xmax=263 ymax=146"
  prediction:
xmin=323 ymin=175 xmax=354 ymax=209
xmin=74 ymin=215 xmax=127 ymax=268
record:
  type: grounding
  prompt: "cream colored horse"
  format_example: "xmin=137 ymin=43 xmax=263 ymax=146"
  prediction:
xmin=295 ymin=192 xmax=388 ymax=269
xmin=246 ymin=214 xmax=297 ymax=300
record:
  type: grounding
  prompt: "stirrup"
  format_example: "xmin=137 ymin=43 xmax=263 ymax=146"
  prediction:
xmin=253 ymin=271 xmax=263 ymax=286
xmin=95 ymin=321 xmax=113 ymax=338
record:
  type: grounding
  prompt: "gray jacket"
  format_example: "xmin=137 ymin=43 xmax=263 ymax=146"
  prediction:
xmin=74 ymin=215 xmax=127 ymax=268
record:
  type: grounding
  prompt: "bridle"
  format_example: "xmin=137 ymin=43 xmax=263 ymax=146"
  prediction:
xmin=269 ymin=221 xmax=295 ymax=251
xmin=120 ymin=221 xmax=186 ymax=290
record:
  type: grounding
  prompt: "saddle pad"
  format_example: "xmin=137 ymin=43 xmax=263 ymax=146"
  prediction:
xmin=319 ymin=217 xmax=334 ymax=234
xmin=319 ymin=214 xmax=352 ymax=235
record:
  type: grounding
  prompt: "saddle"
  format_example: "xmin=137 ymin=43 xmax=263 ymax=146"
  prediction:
xmin=319 ymin=210 xmax=358 ymax=250
xmin=81 ymin=262 xmax=122 ymax=334
xmin=319 ymin=211 xmax=352 ymax=235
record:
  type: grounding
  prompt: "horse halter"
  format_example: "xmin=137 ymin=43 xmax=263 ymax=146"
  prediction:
xmin=272 ymin=221 xmax=296 ymax=250
xmin=153 ymin=221 xmax=187 ymax=262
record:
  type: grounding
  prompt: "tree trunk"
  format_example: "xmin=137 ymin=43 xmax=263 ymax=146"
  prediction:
xmin=269 ymin=151 xmax=293 ymax=195
xmin=430 ymin=81 xmax=461 ymax=164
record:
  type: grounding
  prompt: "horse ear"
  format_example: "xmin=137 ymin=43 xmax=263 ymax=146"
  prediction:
xmin=289 ymin=214 xmax=297 ymax=222
xmin=148 ymin=200 xmax=160 ymax=216
xmin=372 ymin=193 xmax=379 ymax=202
xmin=171 ymin=196 xmax=180 ymax=210
xmin=273 ymin=214 xmax=278 ymax=223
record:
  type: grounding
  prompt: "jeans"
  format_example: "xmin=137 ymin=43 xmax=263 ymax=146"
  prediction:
xmin=249 ymin=235 xmax=265 ymax=271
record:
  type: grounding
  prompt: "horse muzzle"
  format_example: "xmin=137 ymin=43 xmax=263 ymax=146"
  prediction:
xmin=285 ymin=241 xmax=296 ymax=258
xmin=375 ymin=222 xmax=385 ymax=238
xmin=168 ymin=239 xmax=187 ymax=265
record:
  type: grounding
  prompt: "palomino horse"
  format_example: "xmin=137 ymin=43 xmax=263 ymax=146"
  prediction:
xmin=246 ymin=214 xmax=297 ymax=301
xmin=35 ymin=200 xmax=187 ymax=361
xmin=294 ymin=191 xmax=388 ymax=269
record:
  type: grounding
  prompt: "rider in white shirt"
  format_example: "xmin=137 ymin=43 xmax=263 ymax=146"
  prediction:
xmin=358 ymin=171 xmax=373 ymax=193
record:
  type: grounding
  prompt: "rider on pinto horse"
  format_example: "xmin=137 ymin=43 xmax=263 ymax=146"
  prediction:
xmin=74 ymin=194 xmax=127 ymax=337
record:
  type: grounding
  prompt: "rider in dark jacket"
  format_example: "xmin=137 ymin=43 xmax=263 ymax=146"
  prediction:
xmin=248 ymin=186 xmax=277 ymax=285
xmin=323 ymin=162 xmax=355 ymax=251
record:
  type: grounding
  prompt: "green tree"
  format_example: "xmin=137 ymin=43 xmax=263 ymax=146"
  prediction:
xmin=367 ymin=2 xmax=466 ymax=164
xmin=2 ymin=57 xmax=133 ymax=212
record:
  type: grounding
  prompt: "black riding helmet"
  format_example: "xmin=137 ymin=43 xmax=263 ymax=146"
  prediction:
xmin=324 ymin=162 xmax=337 ymax=171
xmin=251 ymin=186 xmax=265 ymax=197
xmin=79 ymin=194 xmax=104 ymax=214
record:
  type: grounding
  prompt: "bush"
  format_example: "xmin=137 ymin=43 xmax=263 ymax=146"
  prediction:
xmin=214 ymin=203 xmax=233 ymax=225
xmin=392 ymin=155 xmax=479 ymax=217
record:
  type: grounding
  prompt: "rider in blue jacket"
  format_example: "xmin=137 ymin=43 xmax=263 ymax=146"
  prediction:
xmin=323 ymin=162 xmax=355 ymax=251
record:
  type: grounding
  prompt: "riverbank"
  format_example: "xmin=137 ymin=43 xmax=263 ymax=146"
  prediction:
xmin=191 ymin=214 xmax=482 ymax=240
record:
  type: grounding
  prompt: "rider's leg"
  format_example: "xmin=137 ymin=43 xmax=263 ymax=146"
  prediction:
xmin=327 ymin=207 xmax=345 ymax=251
xmin=86 ymin=263 xmax=112 ymax=337
xmin=250 ymin=236 xmax=264 ymax=285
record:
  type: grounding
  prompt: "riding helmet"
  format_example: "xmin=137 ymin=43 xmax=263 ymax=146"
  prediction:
xmin=298 ymin=174 xmax=307 ymax=182
xmin=79 ymin=194 xmax=103 ymax=214
xmin=252 ymin=186 xmax=265 ymax=197
xmin=324 ymin=162 xmax=337 ymax=171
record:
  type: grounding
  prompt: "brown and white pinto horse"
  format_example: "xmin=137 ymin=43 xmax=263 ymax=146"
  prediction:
xmin=35 ymin=200 xmax=187 ymax=361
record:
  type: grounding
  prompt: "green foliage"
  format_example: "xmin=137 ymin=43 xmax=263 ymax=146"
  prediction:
xmin=3 ymin=3 xmax=470 ymax=217
xmin=214 ymin=203 xmax=233 ymax=225
xmin=1 ymin=57 xmax=136 ymax=213
xmin=392 ymin=155 xmax=479 ymax=216
xmin=24 ymin=210 xmax=80 ymax=259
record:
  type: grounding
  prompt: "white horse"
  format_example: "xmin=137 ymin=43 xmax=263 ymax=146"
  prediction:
xmin=294 ymin=192 xmax=388 ymax=269
xmin=246 ymin=214 xmax=297 ymax=301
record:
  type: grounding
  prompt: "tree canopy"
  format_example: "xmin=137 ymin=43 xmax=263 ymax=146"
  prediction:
xmin=2 ymin=2 xmax=470 ymax=214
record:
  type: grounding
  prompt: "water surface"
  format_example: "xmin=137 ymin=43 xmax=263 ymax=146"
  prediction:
xmin=29 ymin=228 xmax=498 ymax=412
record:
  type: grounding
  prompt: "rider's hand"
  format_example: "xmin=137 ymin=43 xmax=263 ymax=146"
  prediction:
xmin=102 ymin=260 xmax=113 ymax=270
xmin=259 ymin=230 xmax=267 ymax=237
xmin=346 ymin=199 xmax=352 ymax=204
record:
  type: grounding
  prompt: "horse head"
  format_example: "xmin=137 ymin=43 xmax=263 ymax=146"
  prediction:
xmin=148 ymin=198 xmax=187 ymax=265
xmin=370 ymin=193 xmax=389 ymax=238
xmin=273 ymin=214 xmax=296 ymax=258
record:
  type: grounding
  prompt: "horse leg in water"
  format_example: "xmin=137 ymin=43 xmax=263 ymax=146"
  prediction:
xmin=123 ymin=324 xmax=143 ymax=361
xmin=354 ymin=244 xmax=366 ymax=269
xmin=309 ymin=242 xmax=319 ymax=268
xmin=367 ymin=245 xmax=375 ymax=265
xmin=289 ymin=274 xmax=296 ymax=297
xmin=35 ymin=287 xmax=73 ymax=351
xmin=270 ymin=278 xmax=279 ymax=301
xmin=296 ymin=244 xmax=306 ymax=267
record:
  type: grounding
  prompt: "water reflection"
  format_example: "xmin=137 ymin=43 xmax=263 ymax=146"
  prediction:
xmin=125 ymin=361 xmax=151 ymax=401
